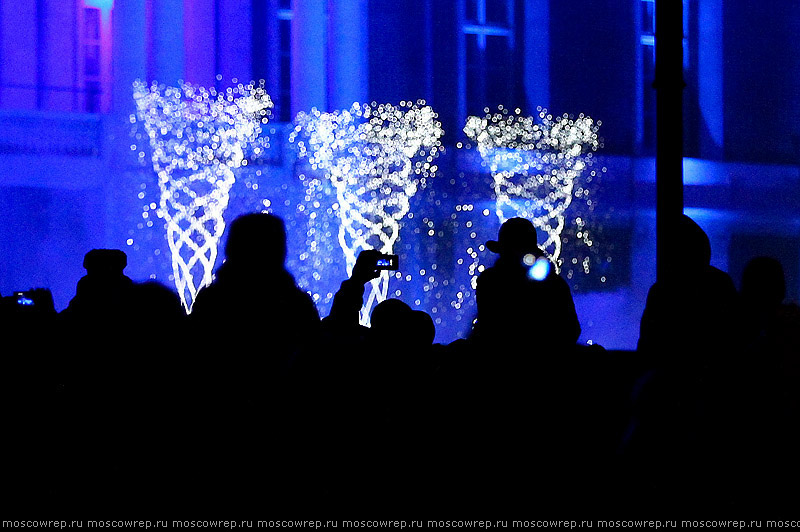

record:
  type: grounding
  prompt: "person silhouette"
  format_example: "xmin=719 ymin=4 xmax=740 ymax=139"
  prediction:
xmin=626 ymin=214 xmax=743 ymax=512
xmin=738 ymin=256 xmax=800 ymax=510
xmin=637 ymin=214 xmax=740 ymax=359
xmin=61 ymin=249 xmax=135 ymax=322
xmin=368 ymin=297 xmax=436 ymax=379
xmin=1 ymin=286 xmax=59 ymax=512
xmin=424 ymin=218 xmax=587 ymax=513
xmin=187 ymin=212 xmax=321 ymax=510
xmin=471 ymin=217 xmax=580 ymax=353
xmin=190 ymin=212 xmax=320 ymax=362
xmin=57 ymin=251 xmax=148 ymax=510
xmin=740 ymin=256 xmax=800 ymax=354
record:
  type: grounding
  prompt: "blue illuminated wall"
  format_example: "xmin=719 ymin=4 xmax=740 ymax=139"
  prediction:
xmin=549 ymin=0 xmax=639 ymax=155
xmin=722 ymin=0 xmax=800 ymax=164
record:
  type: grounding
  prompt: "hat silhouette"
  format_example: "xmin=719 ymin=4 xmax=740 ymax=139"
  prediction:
xmin=486 ymin=217 xmax=543 ymax=257
xmin=83 ymin=249 xmax=128 ymax=276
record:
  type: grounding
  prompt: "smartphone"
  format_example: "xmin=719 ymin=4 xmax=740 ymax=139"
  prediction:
xmin=15 ymin=292 xmax=35 ymax=307
xmin=375 ymin=254 xmax=399 ymax=270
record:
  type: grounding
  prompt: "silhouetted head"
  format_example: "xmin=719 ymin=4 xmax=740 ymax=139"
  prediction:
xmin=677 ymin=215 xmax=711 ymax=269
xmin=68 ymin=249 xmax=133 ymax=317
xmin=741 ymin=256 xmax=786 ymax=307
xmin=371 ymin=300 xmax=435 ymax=358
xmin=486 ymin=218 xmax=543 ymax=261
xmin=224 ymin=213 xmax=287 ymax=270
xmin=83 ymin=249 xmax=127 ymax=278
xmin=411 ymin=310 xmax=436 ymax=346
xmin=371 ymin=298 xmax=413 ymax=338
xmin=372 ymin=300 xmax=435 ymax=342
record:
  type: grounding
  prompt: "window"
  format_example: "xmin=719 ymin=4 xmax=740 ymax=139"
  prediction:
xmin=277 ymin=2 xmax=292 ymax=122
xmin=83 ymin=7 xmax=103 ymax=113
xmin=0 ymin=2 xmax=109 ymax=113
xmin=463 ymin=0 xmax=516 ymax=118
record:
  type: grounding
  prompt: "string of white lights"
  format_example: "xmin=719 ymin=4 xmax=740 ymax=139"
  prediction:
xmin=464 ymin=107 xmax=600 ymax=275
xmin=291 ymin=101 xmax=444 ymax=325
xmin=132 ymin=80 xmax=272 ymax=312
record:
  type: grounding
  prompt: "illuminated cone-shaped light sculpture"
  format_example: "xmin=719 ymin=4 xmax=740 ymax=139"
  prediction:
xmin=133 ymin=80 xmax=272 ymax=311
xmin=292 ymin=101 xmax=444 ymax=325
xmin=464 ymin=107 xmax=600 ymax=267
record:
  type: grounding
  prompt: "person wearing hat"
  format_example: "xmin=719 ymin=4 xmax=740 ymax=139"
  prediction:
xmin=484 ymin=217 xmax=546 ymax=260
xmin=61 ymin=248 xmax=135 ymax=320
xmin=471 ymin=217 xmax=581 ymax=352
xmin=439 ymin=218 xmax=585 ymax=512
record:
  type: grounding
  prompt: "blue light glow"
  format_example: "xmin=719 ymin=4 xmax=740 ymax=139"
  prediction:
xmin=528 ymin=257 xmax=551 ymax=281
xmin=84 ymin=0 xmax=114 ymax=11
xmin=84 ymin=0 xmax=114 ymax=22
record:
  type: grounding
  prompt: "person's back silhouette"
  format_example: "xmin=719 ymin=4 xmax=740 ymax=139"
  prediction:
xmin=738 ymin=256 xmax=800 ymax=510
xmin=627 ymin=214 xmax=743 ymax=512
xmin=637 ymin=214 xmax=739 ymax=359
xmin=61 ymin=249 xmax=135 ymax=322
xmin=187 ymin=212 xmax=321 ymax=510
xmin=190 ymin=212 xmax=320 ymax=363
xmin=472 ymin=217 xmax=580 ymax=353
xmin=740 ymin=256 xmax=799 ymax=353
xmin=57 ymin=251 xmax=149 ymax=510
xmin=426 ymin=218 xmax=588 ymax=512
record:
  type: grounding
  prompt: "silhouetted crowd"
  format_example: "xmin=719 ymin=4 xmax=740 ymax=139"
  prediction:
xmin=2 ymin=212 xmax=799 ymax=516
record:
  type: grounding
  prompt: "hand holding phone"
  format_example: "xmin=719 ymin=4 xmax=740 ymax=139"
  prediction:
xmin=352 ymin=250 xmax=400 ymax=285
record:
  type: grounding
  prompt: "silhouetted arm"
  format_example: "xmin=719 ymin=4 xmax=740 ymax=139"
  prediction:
xmin=326 ymin=250 xmax=381 ymax=328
